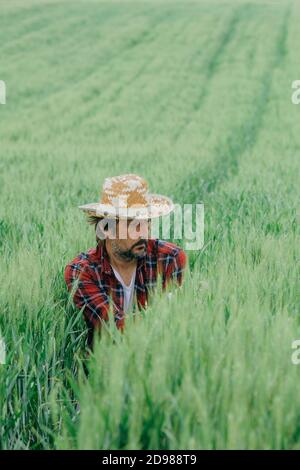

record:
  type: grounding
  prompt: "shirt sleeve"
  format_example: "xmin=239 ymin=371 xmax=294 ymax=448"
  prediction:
xmin=164 ymin=248 xmax=188 ymax=288
xmin=64 ymin=262 xmax=111 ymax=330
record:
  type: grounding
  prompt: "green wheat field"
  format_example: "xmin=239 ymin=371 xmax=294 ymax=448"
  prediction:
xmin=0 ymin=0 xmax=299 ymax=450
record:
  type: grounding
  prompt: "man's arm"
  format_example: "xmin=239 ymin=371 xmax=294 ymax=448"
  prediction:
xmin=64 ymin=263 xmax=124 ymax=348
xmin=166 ymin=248 xmax=187 ymax=287
xmin=64 ymin=263 xmax=110 ymax=325
xmin=158 ymin=243 xmax=188 ymax=289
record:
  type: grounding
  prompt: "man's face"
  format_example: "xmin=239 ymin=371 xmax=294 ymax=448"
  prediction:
xmin=107 ymin=218 xmax=151 ymax=261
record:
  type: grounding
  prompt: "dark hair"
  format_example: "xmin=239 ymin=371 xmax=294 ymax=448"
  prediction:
xmin=86 ymin=215 xmax=105 ymax=246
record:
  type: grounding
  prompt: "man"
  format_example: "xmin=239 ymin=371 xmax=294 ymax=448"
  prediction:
xmin=64 ymin=174 xmax=187 ymax=350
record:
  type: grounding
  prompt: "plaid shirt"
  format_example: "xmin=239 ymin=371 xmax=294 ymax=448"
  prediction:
xmin=64 ymin=239 xmax=187 ymax=348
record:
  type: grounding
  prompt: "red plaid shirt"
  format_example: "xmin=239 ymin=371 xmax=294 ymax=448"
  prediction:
xmin=64 ymin=238 xmax=187 ymax=348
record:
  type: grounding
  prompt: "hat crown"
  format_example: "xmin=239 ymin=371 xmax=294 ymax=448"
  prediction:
xmin=78 ymin=173 xmax=174 ymax=219
xmin=100 ymin=174 xmax=149 ymax=208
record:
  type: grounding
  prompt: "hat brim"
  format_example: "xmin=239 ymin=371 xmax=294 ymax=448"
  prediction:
xmin=78 ymin=193 xmax=174 ymax=219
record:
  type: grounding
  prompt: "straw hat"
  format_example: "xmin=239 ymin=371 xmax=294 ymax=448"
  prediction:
xmin=78 ymin=174 xmax=174 ymax=219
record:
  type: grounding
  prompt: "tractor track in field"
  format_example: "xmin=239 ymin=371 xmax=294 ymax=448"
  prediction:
xmin=7 ymin=6 xmax=177 ymax=129
xmin=78 ymin=3 xmax=267 ymax=141
xmin=0 ymin=2 xmax=120 ymax=53
xmin=66 ymin=12 xmax=193 ymax=130
xmin=4 ymin=5 xmax=170 ymax=105
xmin=172 ymin=4 xmax=252 ymax=142
xmin=0 ymin=3 xmax=66 ymax=46
xmin=90 ymin=10 xmax=226 ymax=139
xmin=174 ymin=5 xmax=291 ymax=206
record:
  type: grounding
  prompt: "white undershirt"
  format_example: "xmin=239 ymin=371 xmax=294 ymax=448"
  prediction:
xmin=111 ymin=266 xmax=136 ymax=313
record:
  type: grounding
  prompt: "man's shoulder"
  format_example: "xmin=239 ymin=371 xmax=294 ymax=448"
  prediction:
xmin=66 ymin=246 xmax=99 ymax=267
xmin=156 ymin=239 xmax=183 ymax=255
xmin=149 ymin=239 xmax=187 ymax=265
xmin=64 ymin=246 xmax=100 ymax=281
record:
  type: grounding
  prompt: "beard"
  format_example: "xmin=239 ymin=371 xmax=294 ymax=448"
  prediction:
xmin=112 ymin=239 xmax=147 ymax=261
